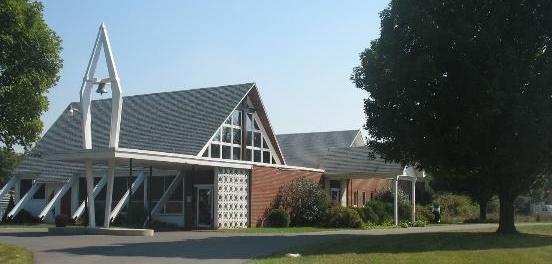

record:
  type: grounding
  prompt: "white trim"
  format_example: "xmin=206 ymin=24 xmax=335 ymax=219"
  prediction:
xmin=47 ymin=147 xmax=324 ymax=172
xmin=248 ymin=85 xmax=287 ymax=165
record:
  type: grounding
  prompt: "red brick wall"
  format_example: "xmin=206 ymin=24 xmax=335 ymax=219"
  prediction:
xmin=347 ymin=178 xmax=390 ymax=207
xmin=250 ymin=166 xmax=323 ymax=227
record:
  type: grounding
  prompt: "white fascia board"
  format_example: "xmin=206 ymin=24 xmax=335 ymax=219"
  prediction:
xmin=248 ymin=84 xmax=286 ymax=165
xmin=115 ymin=148 xmax=253 ymax=170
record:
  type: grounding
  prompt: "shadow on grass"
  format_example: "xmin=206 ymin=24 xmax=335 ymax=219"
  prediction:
xmin=40 ymin=230 xmax=552 ymax=260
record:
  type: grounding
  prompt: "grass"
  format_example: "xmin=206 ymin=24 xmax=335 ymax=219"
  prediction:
xmin=0 ymin=243 xmax=33 ymax=264
xmin=254 ymin=224 xmax=552 ymax=264
xmin=221 ymin=226 xmax=339 ymax=233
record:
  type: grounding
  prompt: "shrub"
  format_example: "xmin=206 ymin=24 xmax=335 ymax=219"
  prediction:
xmin=326 ymin=207 xmax=363 ymax=228
xmin=11 ymin=209 xmax=40 ymax=224
xmin=280 ymin=177 xmax=329 ymax=226
xmin=365 ymin=200 xmax=392 ymax=224
xmin=433 ymin=193 xmax=478 ymax=223
xmin=55 ymin=214 xmax=70 ymax=227
xmin=353 ymin=206 xmax=379 ymax=224
xmin=265 ymin=208 xmax=290 ymax=227
xmin=514 ymin=195 xmax=532 ymax=215
xmin=362 ymin=206 xmax=379 ymax=224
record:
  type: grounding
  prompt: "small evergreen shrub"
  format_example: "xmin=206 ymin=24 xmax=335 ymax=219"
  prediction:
xmin=365 ymin=200 xmax=392 ymax=224
xmin=265 ymin=208 xmax=290 ymax=227
xmin=55 ymin=214 xmax=70 ymax=227
xmin=326 ymin=207 xmax=363 ymax=228
xmin=433 ymin=193 xmax=478 ymax=223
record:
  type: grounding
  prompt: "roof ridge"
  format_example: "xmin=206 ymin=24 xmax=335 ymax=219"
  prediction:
xmin=276 ymin=129 xmax=359 ymax=136
xmin=69 ymin=82 xmax=255 ymax=104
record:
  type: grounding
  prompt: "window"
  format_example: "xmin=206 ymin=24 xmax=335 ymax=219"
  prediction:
xmin=353 ymin=191 xmax=358 ymax=207
xmin=20 ymin=179 xmax=45 ymax=200
xmin=362 ymin=192 xmax=366 ymax=205
xmin=150 ymin=175 xmax=183 ymax=214
xmin=207 ymin=110 xmax=242 ymax=160
xmin=245 ymin=113 xmax=277 ymax=164
xmin=204 ymin=109 xmax=279 ymax=164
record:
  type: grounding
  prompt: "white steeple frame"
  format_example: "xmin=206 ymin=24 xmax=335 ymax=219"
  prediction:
xmin=80 ymin=23 xmax=123 ymax=149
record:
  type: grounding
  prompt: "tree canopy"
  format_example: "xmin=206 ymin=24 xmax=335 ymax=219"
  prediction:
xmin=352 ymin=0 xmax=552 ymax=233
xmin=0 ymin=0 xmax=62 ymax=150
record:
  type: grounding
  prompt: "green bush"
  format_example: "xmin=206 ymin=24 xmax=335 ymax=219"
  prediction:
xmin=514 ymin=195 xmax=531 ymax=215
xmin=326 ymin=207 xmax=363 ymax=228
xmin=280 ymin=177 xmax=329 ymax=226
xmin=55 ymin=214 xmax=70 ymax=227
xmin=433 ymin=193 xmax=478 ymax=223
xmin=11 ymin=209 xmax=40 ymax=224
xmin=354 ymin=206 xmax=379 ymax=224
xmin=365 ymin=200 xmax=392 ymax=224
xmin=265 ymin=208 xmax=290 ymax=227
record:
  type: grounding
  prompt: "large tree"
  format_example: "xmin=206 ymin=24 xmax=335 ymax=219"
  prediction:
xmin=352 ymin=0 xmax=552 ymax=233
xmin=0 ymin=0 xmax=62 ymax=150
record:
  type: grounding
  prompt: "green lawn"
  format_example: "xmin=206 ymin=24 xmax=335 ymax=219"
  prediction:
xmin=222 ymin=226 xmax=338 ymax=233
xmin=254 ymin=224 xmax=552 ymax=264
xmin=0 ymin=243 xmax=33 ymax=264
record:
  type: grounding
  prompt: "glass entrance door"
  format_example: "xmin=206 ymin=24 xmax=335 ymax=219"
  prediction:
xmin=195 ymin=185 xmax=213 ymax=227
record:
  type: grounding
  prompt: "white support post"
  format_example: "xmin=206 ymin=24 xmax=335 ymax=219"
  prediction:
xmin=109 ymin=171 xmax=145 ymax=223
xmin=85 ymin=160 xmax=96 ymax=228
xmin=0 ymin=176 xmax=18 ymax=202
xmin=146 ymin=171 xmax=183 ymax=223
xmin=38 ymin=175 xmax=78 ymax=220
xmin=394 ymin=176 xmax=399 ymax=226
xmin=411 ymin=179 xmax=416 ymax=223
xmin=104 ymin=160 xmax=116 ymax=228
xmin=340 ymin=179 xmax=347 ymax=207
xmin=7 ymin=182 xmax=43 ymax=219
xmin=72 ymin=175 xmax=107 ymax=220
xmin=70 ymin=177 xmax=79 ymax=215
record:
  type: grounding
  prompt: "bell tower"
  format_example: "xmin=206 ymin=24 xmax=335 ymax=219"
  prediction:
xmin=79 ymin=23 xmax=123 ymax=149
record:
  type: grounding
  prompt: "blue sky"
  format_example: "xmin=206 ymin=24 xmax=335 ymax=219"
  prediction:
xmin=40 ymin=0 xmax=389 ymax=135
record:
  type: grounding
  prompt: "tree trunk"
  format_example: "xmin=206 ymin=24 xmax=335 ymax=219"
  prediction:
xmin=497 ymin=192 xmax=517 ymax=234
xmin=479 ymin=198 xmax=488 ymax=221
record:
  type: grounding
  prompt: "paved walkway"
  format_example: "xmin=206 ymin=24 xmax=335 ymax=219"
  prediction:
xmin=0 ymin=223 xmax=512 ymax=264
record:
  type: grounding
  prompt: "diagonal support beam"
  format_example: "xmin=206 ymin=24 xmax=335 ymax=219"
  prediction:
xmin=38 ymin=175 xmax=78 ymax=221
xmin=7 ymin=181 xmax=43 ymax=219
xmin=109 ymin=171 xmax=145 ymax=223
xmin=71 ymin=175 xmax=107 ymax=220
xmin=143 ymin=171 xmax=182 ymax=226
xmin=0 ymin=176 xmax=19 ymax=220
xmin=0 ymin=176 xmax=18 ymax=201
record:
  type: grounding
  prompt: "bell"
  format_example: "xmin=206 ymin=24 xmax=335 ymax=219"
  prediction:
xmin=96 ymin=82 xmax=108 ymax=95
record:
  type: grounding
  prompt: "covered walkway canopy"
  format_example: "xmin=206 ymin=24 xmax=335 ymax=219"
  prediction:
xmin=320 ymin=146 xmax=424 ymax=225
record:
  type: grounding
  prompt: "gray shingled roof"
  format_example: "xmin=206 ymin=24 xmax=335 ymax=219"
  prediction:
xmin=320 ymin=146 xmax=403 ymax=177
xmin=276 ymin=130 xmax=360 ymax=168
xmin=15 ymin=83 xmax=254 ymax=182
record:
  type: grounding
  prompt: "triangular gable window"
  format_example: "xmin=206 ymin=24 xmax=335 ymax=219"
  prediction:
xmin=200 ymin=108 xmax=281 ymax=165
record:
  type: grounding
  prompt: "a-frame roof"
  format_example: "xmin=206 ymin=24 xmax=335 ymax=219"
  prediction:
xmin=16 ymin=83 xmax=257 ymax=180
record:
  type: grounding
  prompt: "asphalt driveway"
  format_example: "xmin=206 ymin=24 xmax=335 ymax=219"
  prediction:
xmin=0 ymin=223 xmax=502 ymax=264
